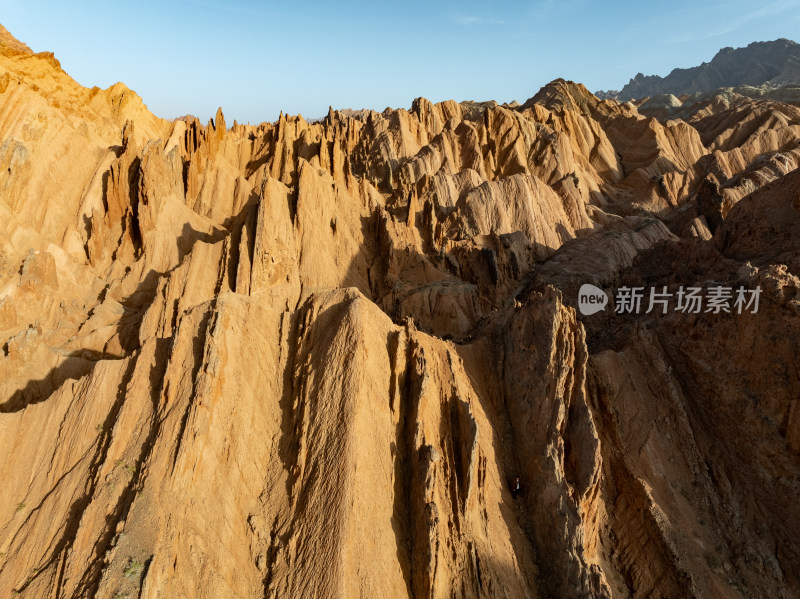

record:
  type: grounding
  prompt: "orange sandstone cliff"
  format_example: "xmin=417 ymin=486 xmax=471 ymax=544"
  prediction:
xmin=1 ymin=25 xmax=799 ymax=599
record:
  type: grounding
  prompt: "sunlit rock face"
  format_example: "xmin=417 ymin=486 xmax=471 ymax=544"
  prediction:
xmin=1 ymin=25 xmax=799 ymax=599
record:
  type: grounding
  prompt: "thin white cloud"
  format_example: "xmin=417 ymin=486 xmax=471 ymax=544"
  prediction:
xmin=668 ymin=0 xmax=800 ymax=44
xmin=454 ymin=15 xmax=505 ymax=26
xmin=751 ymin=0 xmax=800 ymax=18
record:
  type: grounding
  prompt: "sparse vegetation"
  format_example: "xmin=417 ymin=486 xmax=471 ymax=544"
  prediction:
xmin=112 ymin=458 xmax=137 ymax=476
xmin=123 ymin=557 xmax=143 ymax=580
xmin=15 ymin=502 xmax=25 ymax=512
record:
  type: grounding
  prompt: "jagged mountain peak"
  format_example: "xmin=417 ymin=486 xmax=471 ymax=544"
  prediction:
xmin=599 ymin=38 xmax=800 ymax=101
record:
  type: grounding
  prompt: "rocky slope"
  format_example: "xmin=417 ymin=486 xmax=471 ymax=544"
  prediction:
xmin=599 ymin=39 xmax=800 ymax=101
xmin=1 ymin=25 xmax=799 ymax=599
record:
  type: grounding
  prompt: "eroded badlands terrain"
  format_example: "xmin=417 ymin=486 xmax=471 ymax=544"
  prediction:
xmin=1 ymin=24 xmax=800 ymax=599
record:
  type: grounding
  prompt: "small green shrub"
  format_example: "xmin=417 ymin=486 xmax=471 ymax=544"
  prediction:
xmin=123 ymin=558 xmax=142 ymax=580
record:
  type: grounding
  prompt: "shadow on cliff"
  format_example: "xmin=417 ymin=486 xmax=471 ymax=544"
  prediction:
xmin=0 ymin=193 xmax=258 ymax=414
xmin=0 ymin=350 xmax=122 ymax=413
xmin=333 ymin=212 xmax=550 ymax=595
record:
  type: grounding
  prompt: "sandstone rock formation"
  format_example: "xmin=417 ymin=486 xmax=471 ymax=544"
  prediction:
xmin=1 ymin=25 xmax=799 ymax=599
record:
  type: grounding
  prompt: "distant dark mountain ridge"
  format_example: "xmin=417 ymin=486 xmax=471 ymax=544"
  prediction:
xmin=598 ymin=38 xmax=800 ymax=101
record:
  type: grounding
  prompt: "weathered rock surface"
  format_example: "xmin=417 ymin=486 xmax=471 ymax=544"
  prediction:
xmin=1 ymin=24 xmax=800 ymax=599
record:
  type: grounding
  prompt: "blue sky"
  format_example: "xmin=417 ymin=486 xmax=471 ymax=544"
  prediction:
xmin=1 ymin=0 xmax=799 ymax=124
